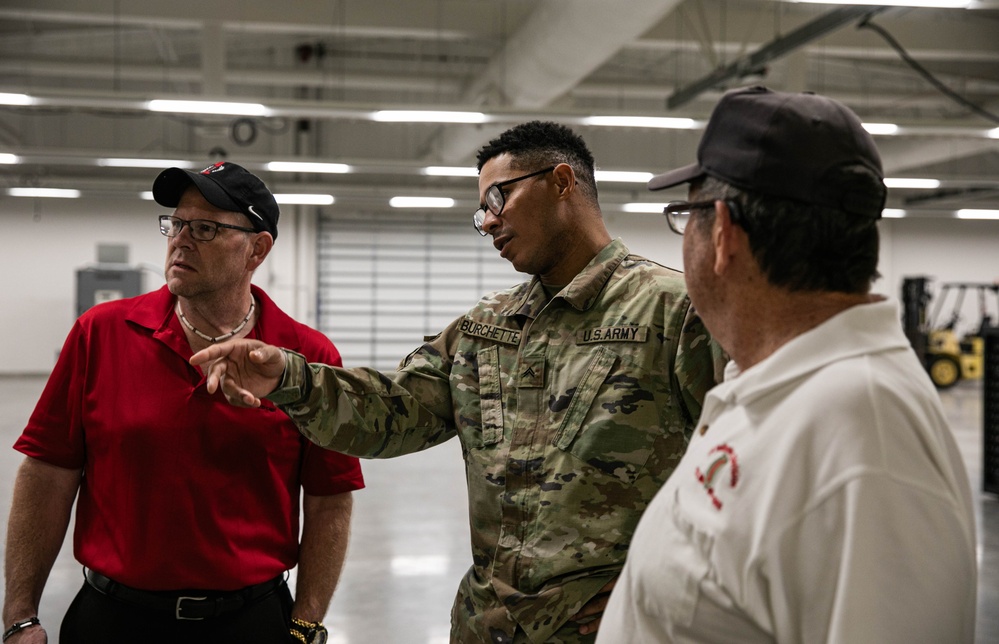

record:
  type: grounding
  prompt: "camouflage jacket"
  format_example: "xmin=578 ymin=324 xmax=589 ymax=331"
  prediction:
xmin=269 ymin=239 xmax=721 ymax=643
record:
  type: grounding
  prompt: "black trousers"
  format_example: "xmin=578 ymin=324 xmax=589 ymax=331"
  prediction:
xmin=60 ymin=580 xmax=294 ymax=644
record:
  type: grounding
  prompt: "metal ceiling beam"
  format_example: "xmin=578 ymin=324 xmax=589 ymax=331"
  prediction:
xmin=903 ymin=186 xmax=999 ymax=207
xmin=4 ymin=88 xmax=996 ymax=133
xmin=6 ymin=59 xmax=999 ymax=110
xmin=626 ymin=38 xmax=999 ymax=64
xmin=0 ymin=3 xmax=472 ymax=40
xmin=878 ymin=138 xmax=999 ymax=175
xmin=8 ymin=52 xmax=999 ymax=108
xmin=0 ymin=61 xmax=466 ymax=94
xmin=666 ymin=6 xmax=888 ymax=110
xmin=0 ymin=87 xmax=999 ymax=135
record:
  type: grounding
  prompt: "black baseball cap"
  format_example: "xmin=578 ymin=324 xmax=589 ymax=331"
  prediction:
xmin=153 ymin=161 xmax=280 ymax=240
xmin=649 ymin=86 xmax=886 ymax=218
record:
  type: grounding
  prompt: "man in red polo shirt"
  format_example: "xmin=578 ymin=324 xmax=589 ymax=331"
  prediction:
xmin=2 ymin=161 xmax=363 ymax=644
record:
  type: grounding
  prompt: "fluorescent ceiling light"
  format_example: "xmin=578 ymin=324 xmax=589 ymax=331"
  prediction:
xmin=794 ymin=0 xmax=970 ymax=6
xmin=9 ymin=187 xmax=81 ymax=198
xmin=882 ymin=209 xmax=907 ymax=218
xmin=956 ymin=209 xmax=999 ymax=220
xmin=424 ymin=166 xmax=479 ymax=177
xmin=988 ymin=128 xmax=999 ymax=139
xmin=862 ymin=123 xmax=899 ymax=135
xmin=146 ymin=99 xmax=270 ymax=117
xmin=98 ymin=158 xmax=196 ymax=169
xmin=584 ymin=116 xmax=697 ymax=129
xmin=883 ymin=178 xmax=941 ymax=189
xmin=0 ymin=153 xmax=19 ymax=164
xmin=0 ymin=93 xmax=34 ymax=106
xmin=140 ymin=191 xmax=155 ymax=200
xmin=596 ymin=171 xmax=654 ymax=183
xmin=266 ymin=161 xmax=350 ymax=174
xmin=389 ymin=196 xmax=455 ymax=208
xmin=274 ymin=194 xmax=335 ymax=205
xmin=622 ymin=203 xmax=667 ymax=213
xmin=373 ymin=110 xmax=486 ymax=124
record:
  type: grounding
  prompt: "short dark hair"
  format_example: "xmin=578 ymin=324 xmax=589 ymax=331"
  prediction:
xmin=699 ymin=176 xmax=880 ymax=294
xmin=476 ymin=121 xmax=598 ymax=202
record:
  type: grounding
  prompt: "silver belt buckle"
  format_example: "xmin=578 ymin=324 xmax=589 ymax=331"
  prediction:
xmin=175 ymin=596 xmax=207 ymax=620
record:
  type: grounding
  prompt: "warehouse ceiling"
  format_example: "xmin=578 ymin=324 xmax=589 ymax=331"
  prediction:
xmin=1 ymin=0 xmax=998 ymax=218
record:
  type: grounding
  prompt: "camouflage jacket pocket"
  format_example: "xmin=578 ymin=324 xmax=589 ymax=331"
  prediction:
xmin=552 ymin=346 xmax=660 ymax=482
xmin=477 ymin=345 xmax=504 ymax=446
xmin=553 ymin=346 xmax=617 ymax=450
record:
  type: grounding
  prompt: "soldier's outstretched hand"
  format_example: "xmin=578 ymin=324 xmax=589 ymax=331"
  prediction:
xmin=190 ymin=339 xmax=287 ymax=408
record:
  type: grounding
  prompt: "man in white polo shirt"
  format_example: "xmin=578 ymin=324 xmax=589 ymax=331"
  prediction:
xmin=598 ymin=86 xmax=977 ymax=643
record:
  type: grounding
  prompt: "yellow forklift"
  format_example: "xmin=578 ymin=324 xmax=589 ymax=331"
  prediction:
xmin=902 ymin=277 xmax=999 ymax=389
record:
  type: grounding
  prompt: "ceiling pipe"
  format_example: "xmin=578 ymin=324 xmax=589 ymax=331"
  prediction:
xmin=431 ymin=0 xmax=686 ymax=164
xmin=666 ymin=6 xmax=888 ymax=109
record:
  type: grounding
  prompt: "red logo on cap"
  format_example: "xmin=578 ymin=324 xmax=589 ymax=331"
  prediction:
xmin=200 ymin=161 xmax=227 ymax=175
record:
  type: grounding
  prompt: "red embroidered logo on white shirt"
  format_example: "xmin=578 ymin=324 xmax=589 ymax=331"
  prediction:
xmin=695 ymin=443 xmax=739 ymax=510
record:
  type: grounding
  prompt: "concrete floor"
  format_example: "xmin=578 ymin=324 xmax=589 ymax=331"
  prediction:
xmin=0 ymin=375 xmax=996 ymax=643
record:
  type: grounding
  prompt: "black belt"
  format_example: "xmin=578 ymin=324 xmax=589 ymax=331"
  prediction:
xmin=83 ymin=568 xmax=285 ymax=620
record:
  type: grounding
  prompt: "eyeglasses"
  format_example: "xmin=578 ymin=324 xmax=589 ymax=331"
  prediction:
xmin=159 ymin=215 xmax=256 ymax=242
xmin=473 ymin=166 xmax=556 ymax=236
xmin=663 ymin=200 xmax=716 ymax=235
xmin=663 ymin=199 xmax=748 ymax=235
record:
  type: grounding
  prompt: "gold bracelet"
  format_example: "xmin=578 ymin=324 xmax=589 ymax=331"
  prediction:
xmin=289 ymin=617 xmax=327 ymax=644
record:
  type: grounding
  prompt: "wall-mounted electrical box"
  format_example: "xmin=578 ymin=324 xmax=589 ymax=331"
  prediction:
xmin=75 ymin=243 xmax=143 ymax=317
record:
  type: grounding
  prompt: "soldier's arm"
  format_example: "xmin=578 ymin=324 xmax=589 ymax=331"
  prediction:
xmin=268 ymin=322 xmax=461 ymax=458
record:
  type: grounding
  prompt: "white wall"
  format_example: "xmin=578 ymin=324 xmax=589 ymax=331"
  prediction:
xmin=1 ymin=195 xmax=311 ymax=375
xmin=3 ymin=196 xmax=997 ymax=375
xmin=877 ymin=218 xmax=999 ymax=337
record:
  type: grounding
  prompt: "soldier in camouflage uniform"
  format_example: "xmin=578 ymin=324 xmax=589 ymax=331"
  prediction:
xmin=193 ymin=121 xmax=722 ymax=643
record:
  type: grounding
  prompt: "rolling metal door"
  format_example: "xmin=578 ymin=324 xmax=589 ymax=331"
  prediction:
xmin=317 ymin=210 xmax=522 ymax=371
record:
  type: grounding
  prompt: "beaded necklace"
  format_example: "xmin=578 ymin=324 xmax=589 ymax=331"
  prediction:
xmin=177 ymin=300 xmax=255 ymax=344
